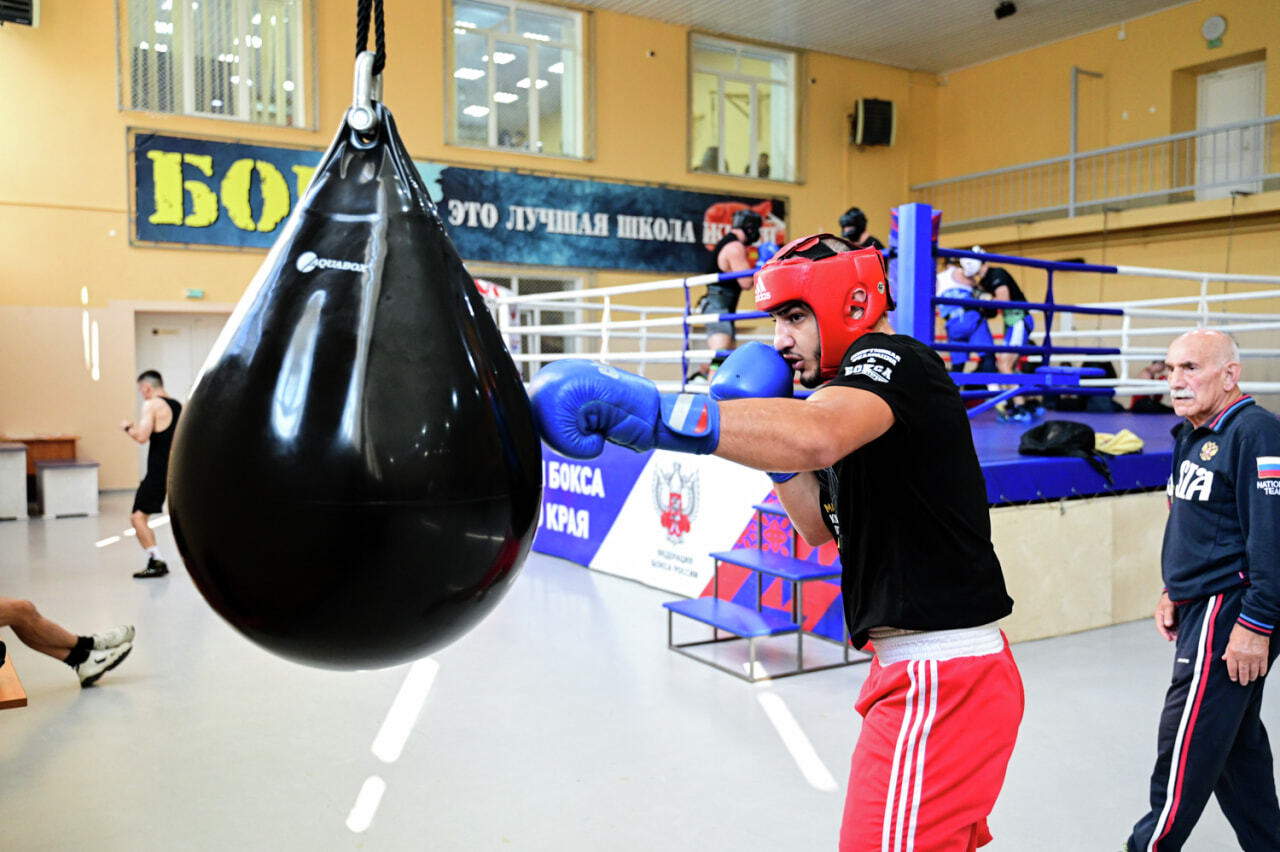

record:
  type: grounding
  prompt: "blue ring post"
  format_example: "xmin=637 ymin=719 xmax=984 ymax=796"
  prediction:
xmin=888 ymin=203 xmax=935 ymax=347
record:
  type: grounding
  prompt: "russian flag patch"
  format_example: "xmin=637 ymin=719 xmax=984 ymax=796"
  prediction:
xmin=1258 ymin=457 xmax=1280 ymax=480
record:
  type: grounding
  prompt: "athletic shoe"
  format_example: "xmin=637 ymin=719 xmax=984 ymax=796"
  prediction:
xmin=133 ymin=557 xmax=169 ymax=579
xmin=76 ymin=642 xmax=132 ymax=687
xmin=92 ymin=625 xmax=135 ymax=650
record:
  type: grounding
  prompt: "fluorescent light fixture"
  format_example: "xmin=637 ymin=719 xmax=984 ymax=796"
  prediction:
xmin=462 ymin=105 xmax=491 ymax=117
xmin=211 ymin=98 xmax=224 ymax=107
xmin=454 ymin=19 xmax=477 ymax=28
xmin=493 ymin=51 xmax=516 ymax=64
xmin=282 ymin=80 xmax=294 ymax=92
xmin=154 ymin=21 xmax=173 ymax=34
xmin=155 ymin=44 xmax=169 ymax=53
xmin=453 ymin=67 xmax=485 ymax=81
xmin=518 ymin=78 xmax=547 ymax=90
xmin=493 ymin=92 xmax=519 ymax=104
xmin=548 ymin=61 xmax=564 ymax=74
xmin=522 ymin=31 xmax=550 ymax=41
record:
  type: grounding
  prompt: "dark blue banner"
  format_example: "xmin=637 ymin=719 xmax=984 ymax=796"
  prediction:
xmin=131 ymin=131 xmax=787 ymax=273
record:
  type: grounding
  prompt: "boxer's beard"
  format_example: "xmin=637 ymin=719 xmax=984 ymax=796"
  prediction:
xmin=799 ymin=341 xmax=823 ymax=388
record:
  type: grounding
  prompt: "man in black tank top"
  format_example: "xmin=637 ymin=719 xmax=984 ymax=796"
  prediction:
xmin=693 ymin=208 xmax=761 ymax=380
xmin=122 ymin=370 xmax=182 ymax=578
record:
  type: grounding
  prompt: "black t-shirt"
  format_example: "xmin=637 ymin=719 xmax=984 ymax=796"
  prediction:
xmin=815 ymin=333 xmax=1013 ymax=648
xmin=978 ymin=267 xmax=1027 ymax=322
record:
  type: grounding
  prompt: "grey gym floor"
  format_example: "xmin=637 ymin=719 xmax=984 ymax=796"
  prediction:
xmin=2 ymin=492 xmax=1272 ymax=851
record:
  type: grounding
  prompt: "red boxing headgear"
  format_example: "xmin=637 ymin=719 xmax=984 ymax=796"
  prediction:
xmin=753 ymin=233 xmax=893 ymax=381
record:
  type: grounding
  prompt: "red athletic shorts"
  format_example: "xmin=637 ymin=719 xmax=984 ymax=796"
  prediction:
xmin=839 ymin=629 xmax=1023 ymax=852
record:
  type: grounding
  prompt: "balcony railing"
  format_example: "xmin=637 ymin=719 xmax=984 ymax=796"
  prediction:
xmin=910 ymin=115 xmax=1280 ymax=231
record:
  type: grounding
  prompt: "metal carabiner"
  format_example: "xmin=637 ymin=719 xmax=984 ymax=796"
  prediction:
xmin=347 ymin=51 xmax=382 ymax=135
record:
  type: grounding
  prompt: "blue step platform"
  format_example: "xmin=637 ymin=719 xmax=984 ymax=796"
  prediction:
xmin=710 ymin=549 xmax=840 ymax=583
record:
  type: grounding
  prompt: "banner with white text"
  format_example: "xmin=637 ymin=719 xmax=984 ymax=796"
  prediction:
xmin=131 ymin=130 xmax=788 ymax=273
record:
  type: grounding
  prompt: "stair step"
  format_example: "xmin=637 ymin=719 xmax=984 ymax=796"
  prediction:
xmin=710 ymin=548 xmax=841 ymax=583
xmin=663 ymin=597 xmax=798 ymax=637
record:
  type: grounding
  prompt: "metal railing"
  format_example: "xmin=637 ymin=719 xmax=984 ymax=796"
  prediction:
xmin=911 ymin=116 xmax=1280 ymax=230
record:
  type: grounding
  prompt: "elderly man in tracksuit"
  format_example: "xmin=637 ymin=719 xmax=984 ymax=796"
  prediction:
xmin=1126 ymin=328 xmax=1280 ymax=852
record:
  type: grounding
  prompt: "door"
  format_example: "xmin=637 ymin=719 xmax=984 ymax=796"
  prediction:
xmin=133 ymin=312 xmax=230 ymax=478
xmin=1196 ymin=61 xmax=1265 ymax=200
xmin=471 ymin=274 xmax=580 ymax=381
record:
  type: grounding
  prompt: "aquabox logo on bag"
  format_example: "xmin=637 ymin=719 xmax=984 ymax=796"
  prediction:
xmin=653 ymin=462 xmax=699 ymax=544
xmin=295 ymin=250 xmax=369 ymax=274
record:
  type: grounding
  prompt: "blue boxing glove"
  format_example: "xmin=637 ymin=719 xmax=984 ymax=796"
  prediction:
xmin=707 ymin=343 xmax=797 ymax=483
xmin=708 ymin=342 xmax=794 ymax=402
xmin=754 ymin=241 xmax=778 ymax=271
xmin=529 ymin=360 xmax=720 ymax=460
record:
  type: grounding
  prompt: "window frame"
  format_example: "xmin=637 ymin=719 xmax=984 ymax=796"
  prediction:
xmin=118 ymin=0 xmax=317 ymax=129
xmin=444 ymin=0 xmax=589 ymax=160
xmin=687 ymin=32 xmax=797 ymax=183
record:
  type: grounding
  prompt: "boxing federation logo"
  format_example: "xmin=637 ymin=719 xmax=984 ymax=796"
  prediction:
xmin=653 ymin=462 xmax=699 ymax=544
xmin=295 ymin=250 xmax=370 ymax=274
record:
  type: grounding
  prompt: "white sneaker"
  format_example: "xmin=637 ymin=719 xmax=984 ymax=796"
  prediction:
xmin=77 ymin=642 xmax=132 ymax=687
xmin=92 ymin=624 xmax=135 ymax=650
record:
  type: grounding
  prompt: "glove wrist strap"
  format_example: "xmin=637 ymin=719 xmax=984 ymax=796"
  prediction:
xmin=655 ymin=393 xmax=720 ymax=455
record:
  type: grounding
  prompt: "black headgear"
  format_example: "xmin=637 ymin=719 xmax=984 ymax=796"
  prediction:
xmin=731 ymin=209 xmax=763 ymax=245
xmin=838 ymin=206 xmax=867 ymax=238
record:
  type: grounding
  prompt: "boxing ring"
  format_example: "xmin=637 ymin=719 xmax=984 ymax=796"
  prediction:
xmin=501 ymin=203 xmax=1280 ymax=650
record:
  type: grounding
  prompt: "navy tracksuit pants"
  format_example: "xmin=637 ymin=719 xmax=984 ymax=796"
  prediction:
xmin=1128 ymin=588 xmax=1280 ymax=851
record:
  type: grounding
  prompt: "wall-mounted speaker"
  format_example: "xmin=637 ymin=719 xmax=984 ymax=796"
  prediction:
xmin=851 ymin=98 xmax=895 ymax=147
xmin=0 ymin=0 xmax=39 ymax=26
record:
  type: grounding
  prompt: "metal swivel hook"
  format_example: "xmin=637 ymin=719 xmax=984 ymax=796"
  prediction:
xmin=347 ymin=51 xmax=382 ymax=135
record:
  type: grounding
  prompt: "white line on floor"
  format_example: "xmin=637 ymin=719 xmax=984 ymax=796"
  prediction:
xmin=148 ymin=515 xmax=170 ymax=528
xmin=371 ymin=658 xmax=440 ymax=764
xmin=345 ymin=776 xmax=386 ymax=833
xmin=757 ymin=692 xmax=838 ymax=792
xmin=94 ymin=536 xmax=121 ymax=548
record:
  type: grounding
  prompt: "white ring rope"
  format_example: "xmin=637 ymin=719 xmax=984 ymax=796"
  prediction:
xmin=494 ymin=258 xmax=1280 ymax=396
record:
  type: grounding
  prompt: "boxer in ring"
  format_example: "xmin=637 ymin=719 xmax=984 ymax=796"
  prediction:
xmin=530 ymin=233 xmax=1023 ymax=851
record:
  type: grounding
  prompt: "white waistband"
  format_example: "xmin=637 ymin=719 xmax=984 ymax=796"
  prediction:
xmin=871 ymin=623 xmax=1004 ymax=665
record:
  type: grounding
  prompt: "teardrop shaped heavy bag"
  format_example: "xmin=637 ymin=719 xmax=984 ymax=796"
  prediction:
xmin=168 ymin=103 xmax=543 ymax=670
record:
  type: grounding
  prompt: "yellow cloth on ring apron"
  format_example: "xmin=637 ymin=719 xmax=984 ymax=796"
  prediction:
xmin=1095 ymin=429 xmax=1144 ymax=455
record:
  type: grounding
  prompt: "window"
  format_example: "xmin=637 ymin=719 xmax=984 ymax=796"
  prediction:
xmin=690 ymin=35 xmax=795 ymax=181
xmin=125 ymin=0 xmax=311 ymax=127
xmin=448 ymin=0 xmax=585 ymax=158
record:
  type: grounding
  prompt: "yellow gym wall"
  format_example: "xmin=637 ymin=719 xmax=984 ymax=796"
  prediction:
xmin=930 ymin=0 xmax=1280 ymax=179
xmin=0 ymin=1 xmax=920 ymax=488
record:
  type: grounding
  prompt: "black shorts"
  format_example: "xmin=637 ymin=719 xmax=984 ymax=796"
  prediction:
xmin=132 ymin=473 xmax=167 ymax=515
xmin=697 ymin=286 xmax=741 ymax=339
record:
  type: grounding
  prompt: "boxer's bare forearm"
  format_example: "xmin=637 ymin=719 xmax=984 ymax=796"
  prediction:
xmin=713 ymin=387 xmax=893 ymax=473
xmin=774 ymin=472 xmax=832 ymax=546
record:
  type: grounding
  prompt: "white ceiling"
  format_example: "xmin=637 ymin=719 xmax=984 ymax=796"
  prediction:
xmin=573 ymin=0 xmax=1195 ymax=73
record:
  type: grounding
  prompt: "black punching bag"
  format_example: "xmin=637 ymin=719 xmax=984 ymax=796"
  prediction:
xmin=168 ymin=101 xmax=542 ymax=670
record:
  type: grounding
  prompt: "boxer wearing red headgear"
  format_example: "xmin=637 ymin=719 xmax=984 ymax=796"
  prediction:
xmin=530 ymin=232 xmax=1023 ymax=851
xmin=754 ymin=233 xmax=894 ymax=384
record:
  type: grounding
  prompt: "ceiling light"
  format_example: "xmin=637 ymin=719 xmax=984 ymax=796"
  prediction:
xmin=493 ymin=92 xmax=519 ymax=103
xmin=493 ymin=51 xmax=516 ymax=64
xmin=522 ymin=31 xmax=550 ymax=42
xmin=548 ymin=61 xmax=564 ymax=74
xmin=462 ymin=105 xmax=490 ymax=117
xmin=454 ymin=67 xmax=486 ymax=80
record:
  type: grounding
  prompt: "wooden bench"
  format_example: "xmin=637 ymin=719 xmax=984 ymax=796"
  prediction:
xmin=0 ymin=653 xmax=29 ymax=710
